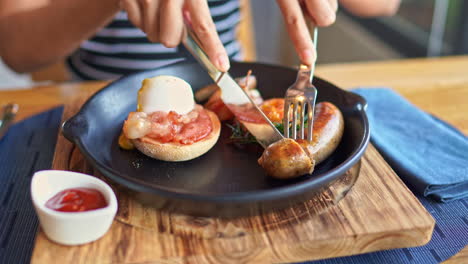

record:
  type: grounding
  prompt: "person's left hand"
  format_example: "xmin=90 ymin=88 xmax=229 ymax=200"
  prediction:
xmin=120 ymin=0 xmax=230 ymax=72
xmin=277 ymin=0 xmax=338 ymax=66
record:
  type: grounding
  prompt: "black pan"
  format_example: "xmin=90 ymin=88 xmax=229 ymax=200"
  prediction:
xmin=62 ymin=61 xmax=369 ymax=217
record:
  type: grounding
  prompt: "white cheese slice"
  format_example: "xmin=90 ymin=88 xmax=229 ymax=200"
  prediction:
xmin=137 ymin=75 xmax=195 ymax=115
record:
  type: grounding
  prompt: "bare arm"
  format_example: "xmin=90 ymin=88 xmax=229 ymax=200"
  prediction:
xmin=0 ymin=0 xmax=120 ymax=73
xmin=339 ymin=0 xmax=401 ymax=17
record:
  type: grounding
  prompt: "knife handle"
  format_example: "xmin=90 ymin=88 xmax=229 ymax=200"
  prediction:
xmin=182 ymin=22 xmax=222 ymax=81
xmin=0 ymin=103 xmax=19 ymax=140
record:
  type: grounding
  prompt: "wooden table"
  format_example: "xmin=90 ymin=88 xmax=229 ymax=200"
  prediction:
xmin=1 ymin=56 xmax=467 ymax=263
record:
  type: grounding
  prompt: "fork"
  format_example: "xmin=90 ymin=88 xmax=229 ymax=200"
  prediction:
xmin=283 ymin=27 xmax=318 ymax=142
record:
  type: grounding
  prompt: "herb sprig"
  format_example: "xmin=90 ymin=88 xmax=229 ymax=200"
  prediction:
xmin=227 ymin=118 xmax=309 ymax=145
xmin=226 ymin=123 xmax=258 ymax=144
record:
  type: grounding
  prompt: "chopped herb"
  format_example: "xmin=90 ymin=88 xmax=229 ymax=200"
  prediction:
xmin=226 ymin=123 xmax=258 ymax=144
xmin=274 ymin=122 xmax=284 ymax=134
xmin=275 ymin=119 xmax=309 ymax=136
xmin=227 ymin=118 xmax=309 ymax=145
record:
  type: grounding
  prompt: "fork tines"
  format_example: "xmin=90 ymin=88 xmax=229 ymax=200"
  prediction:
xmin=283 ymin=96 xmax=315 ymax=142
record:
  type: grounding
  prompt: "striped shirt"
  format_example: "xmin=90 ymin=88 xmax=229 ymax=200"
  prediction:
xmin=66 ymin=0 xmax=242 ymax=80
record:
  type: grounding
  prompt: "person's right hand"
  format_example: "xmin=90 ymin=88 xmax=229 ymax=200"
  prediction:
xmin=277 ymin=0 xmax=338 ymax=66
xmin=120 ymin=0 xmax=230 ymax=72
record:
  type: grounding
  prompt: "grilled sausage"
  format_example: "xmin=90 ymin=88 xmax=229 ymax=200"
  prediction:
xmin=258 ymin=138 xmax=316 ymax=179
xmin=258 ymin=102 xmax=344 ymax=179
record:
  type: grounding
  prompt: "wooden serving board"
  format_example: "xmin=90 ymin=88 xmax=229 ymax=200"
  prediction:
xmin=31 ymin=91 xmax=435 ymax=264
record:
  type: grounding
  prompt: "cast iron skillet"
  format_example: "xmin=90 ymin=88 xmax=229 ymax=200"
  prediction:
xmin=62 ymin=61 xmax=370 ymax=217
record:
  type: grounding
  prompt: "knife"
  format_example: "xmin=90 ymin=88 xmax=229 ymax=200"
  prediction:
xmin=182 ymin=25 xmax=284 ymax=148
xmin=0 ymin=103 xmax=19 ymax=141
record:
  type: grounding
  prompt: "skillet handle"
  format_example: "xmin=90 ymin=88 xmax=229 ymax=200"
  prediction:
xmin=61 ymin=114 xmax=88 ymax=143
xmin=341 ymin=90 xmax=368 ymax=112
xmin=352 ymin=92 xmax=368 ymax=111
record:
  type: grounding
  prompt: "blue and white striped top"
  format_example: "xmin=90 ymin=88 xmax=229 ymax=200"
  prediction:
xmin=66 ymin=0 xmax=241 ymax=80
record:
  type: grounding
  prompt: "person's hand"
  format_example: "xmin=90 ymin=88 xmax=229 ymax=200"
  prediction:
xmin=120 ymin=0 xmax=230 ymax=71
xmin=277 ymin=0 xmax=338 ymax=66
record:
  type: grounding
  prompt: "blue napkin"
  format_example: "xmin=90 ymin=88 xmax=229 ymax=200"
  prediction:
xmin=353 ymin=88 xmax=468 ymax=202
xmin=0 ymin=107 xmax=63 ymax=264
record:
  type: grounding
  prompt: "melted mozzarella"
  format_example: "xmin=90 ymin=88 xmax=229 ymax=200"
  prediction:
xmin=138 ymin=75 xmax=195 ymax=115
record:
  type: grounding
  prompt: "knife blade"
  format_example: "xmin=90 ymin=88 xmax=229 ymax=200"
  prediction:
xmin=0 ymin=103 xmax=19 ymax=141
xmin=182 ymin=25 xmax=284 ymax=148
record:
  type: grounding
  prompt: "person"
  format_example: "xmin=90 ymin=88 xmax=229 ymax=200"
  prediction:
xmin=0 ymin=0 xmax=400 ymax=80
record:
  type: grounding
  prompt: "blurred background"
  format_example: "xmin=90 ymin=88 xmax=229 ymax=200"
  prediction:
xmin=252 ymin=0 xmax=468 ymax=65
xmin=1 ymin=0 xmax=467 ymax=89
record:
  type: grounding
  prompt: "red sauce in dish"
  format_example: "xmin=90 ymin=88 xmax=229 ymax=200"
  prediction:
xmin=45 ymin=188 xmax=108 ymax=212
xmin=146 ymin=106 xmax=213 ymax=145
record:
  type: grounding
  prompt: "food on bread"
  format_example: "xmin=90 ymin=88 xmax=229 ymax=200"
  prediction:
xmin=118 ymin=132 xmax=135 ymax=150
xmin=129 ymin=108 xmax=220 ymax=161
xmin=137 ymin=75 xmax=194 ymax=115
xmin=120 ymin=75 xmax=221 ymax=162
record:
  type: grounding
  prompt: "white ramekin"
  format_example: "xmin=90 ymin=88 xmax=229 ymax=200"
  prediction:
xmin=31 ymin=170 xmax=118 ymax=246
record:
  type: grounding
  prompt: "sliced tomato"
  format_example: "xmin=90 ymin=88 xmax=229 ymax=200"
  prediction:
xmin=261 ymin=98 xmax=284 ymax=123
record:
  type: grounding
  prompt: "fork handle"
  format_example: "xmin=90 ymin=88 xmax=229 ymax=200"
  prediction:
xmin=298 ymin=25 xmax=318 ymax=84
xmin=296 ymin=64 xmax=314 ymax=85
xmin=0 ymin=103 xmax=18 ymax=140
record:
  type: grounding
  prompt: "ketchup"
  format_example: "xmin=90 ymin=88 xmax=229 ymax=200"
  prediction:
xmin=45 ymin=188 xmax=108 ymax=212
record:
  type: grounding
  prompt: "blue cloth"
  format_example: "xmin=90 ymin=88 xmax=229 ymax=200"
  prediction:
xmin=353 ymin=88 xmax=468 ymax=203
xmin=0 ymin=107 xmax=63 ymax=264
xmin=1 ymin=106 xmax=467 ymax=264
xmin=300 ymin=88 xmax=468 ymax=263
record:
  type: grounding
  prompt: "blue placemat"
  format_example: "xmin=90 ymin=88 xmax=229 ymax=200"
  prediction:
xmin=353 ymin=88 xmax=468 ymax=202
xmin=0 ymin=107 xmax=63 ymax=264
xmin=0 ymin=106 xmax=466 ymax=264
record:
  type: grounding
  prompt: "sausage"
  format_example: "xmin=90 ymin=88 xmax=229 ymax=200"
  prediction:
xmin=258 ymin=102 xmax=344 ymax=179
xmin=300 ymin=102 xmax=344 ymax=164
xmin=258 ymin=138 xmax=315 ymax=179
